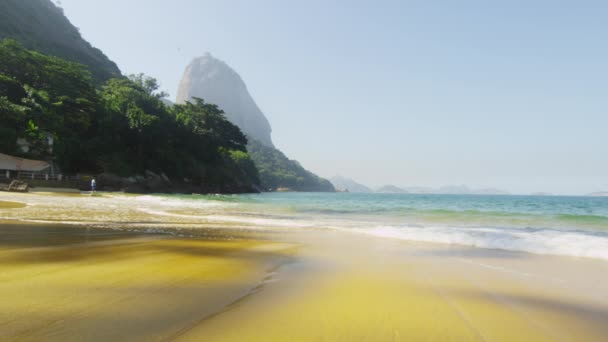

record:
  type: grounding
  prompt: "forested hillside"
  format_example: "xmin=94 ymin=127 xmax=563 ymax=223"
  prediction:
xmin=0 ymin=40 xmax=259 ymax=193
xmin=0 ymin=0 xmax=121 ymax=83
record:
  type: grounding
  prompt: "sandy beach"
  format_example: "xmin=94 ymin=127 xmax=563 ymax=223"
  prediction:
xmin=1 ymin=192 xmax=608 ymax=341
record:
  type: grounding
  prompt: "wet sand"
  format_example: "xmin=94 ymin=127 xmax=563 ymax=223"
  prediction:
xmin=0 ymin=222 xmax=296 ymax=341
xmin=179 ymin=234 xmax=608 ymax=341
xmin=1 ymin=192 xmax=608 ymax=341
xmin=0 ymin=200 xmax=26 ymax=209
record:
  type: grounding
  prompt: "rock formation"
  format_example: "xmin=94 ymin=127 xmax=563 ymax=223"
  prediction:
xmin=176 ymin=54 xmax=274 ymax=147
xmin=0 ymin=180 xmax=29 ymax=192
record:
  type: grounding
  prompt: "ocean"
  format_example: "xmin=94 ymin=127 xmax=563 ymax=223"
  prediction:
xmin=146 ymin=192 xmax=608 ymax=260
xmin=3 ymin=191 xmax=608 ymax=261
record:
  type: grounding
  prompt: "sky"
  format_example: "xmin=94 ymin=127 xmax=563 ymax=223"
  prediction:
xmin=57 ymin=0 xmax=608 ymax=195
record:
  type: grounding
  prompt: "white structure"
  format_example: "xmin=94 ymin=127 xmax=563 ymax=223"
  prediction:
xmin=0 ymin=153 xmax=50 ymax=176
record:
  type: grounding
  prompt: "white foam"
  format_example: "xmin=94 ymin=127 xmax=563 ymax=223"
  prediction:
xmin=131 ymin=195 xmax=227 ymax=209
xmin=5 ymin=192 xmax=608 ymax=262
xmin=205 ymin=214 xmax=319 ymax=228
xmin=358 ymin=225 xmax=608 ymax=261
xmin=137 ymin=208 xmax=318 ymax=228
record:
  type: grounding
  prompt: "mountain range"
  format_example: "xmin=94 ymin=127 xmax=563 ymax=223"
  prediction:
xmin=376 ymin=185 xmax=410 ymax=194
xmin=330 ymin=177 xmax=513 ymax=195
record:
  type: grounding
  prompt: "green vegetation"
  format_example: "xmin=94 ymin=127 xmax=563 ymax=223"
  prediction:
xmin=248 ymin=139 xmax=334 ymax=192
xmin=0 ymin=40 xmax=259 ymax=193
xmin=0 ymin=39 xmax=97 ymax=168
xmin=0 ymin=0 xmax=121 ymax=83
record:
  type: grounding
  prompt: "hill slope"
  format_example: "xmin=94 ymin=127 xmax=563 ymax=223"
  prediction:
xmin=0 ymin=0 xmax=121 ymax=83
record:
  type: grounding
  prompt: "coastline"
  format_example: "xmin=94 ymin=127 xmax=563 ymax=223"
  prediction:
xmin=1 ymin=192 xmax=608 ymax=341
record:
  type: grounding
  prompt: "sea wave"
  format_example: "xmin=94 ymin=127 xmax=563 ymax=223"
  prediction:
xmin=356 ymin=225 xmax=608 ymax=261
xmin=136 ymin=208 xmax=319 ymax=228
xmin=5 ymin=192 xmax=607 ymax=261
xmin=132 ymin=195 xmax=227 ymax=208
xmin=137 ymin=205 xmax=608 ymax=261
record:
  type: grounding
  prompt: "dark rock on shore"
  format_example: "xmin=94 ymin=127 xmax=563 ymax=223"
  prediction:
xmin=0 ymin=180 xmax=30 ymax=192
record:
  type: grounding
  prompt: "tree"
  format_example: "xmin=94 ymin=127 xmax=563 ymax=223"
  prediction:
xmin=172 ymin=97 xmax=248 ymax=153
xmin=128 ymin=73 xmax=169 ymax=99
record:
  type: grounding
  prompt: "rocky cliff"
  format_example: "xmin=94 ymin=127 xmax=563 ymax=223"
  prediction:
xmin=176 ymin=54 xmax=274 ymax=147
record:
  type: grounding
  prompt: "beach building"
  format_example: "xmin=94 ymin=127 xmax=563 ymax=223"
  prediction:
xmin=0 ymin=153 xmax=51 ymax=180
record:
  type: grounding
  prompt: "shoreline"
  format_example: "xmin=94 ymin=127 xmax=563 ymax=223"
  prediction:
xmin=1 ymin=192 xmax=608 ymax=340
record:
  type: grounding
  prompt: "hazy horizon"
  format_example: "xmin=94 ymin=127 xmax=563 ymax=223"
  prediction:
xmin=57 ymin=0 xmax=607 ymax=195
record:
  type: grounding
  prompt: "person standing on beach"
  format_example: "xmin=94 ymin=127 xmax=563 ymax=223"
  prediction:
xmin=91 ymin=178 xmax=96 ymax=193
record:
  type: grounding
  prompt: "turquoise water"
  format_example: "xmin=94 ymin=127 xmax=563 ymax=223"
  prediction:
xmin=190 ymin=192 xmax=608 ymax=231
xmin=4 ymin=191 xmax=608 ymax=259
xmin=154 ymin=192 xmax=608 ymax=260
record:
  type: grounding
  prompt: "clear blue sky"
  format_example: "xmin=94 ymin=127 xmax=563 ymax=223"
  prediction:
xmin=58 ymin=0 xmax=607 ymax=195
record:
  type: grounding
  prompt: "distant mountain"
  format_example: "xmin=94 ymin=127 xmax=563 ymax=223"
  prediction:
xmin=330 ymin=176 xmax=372 ymax=193
xmin=176 ymin=55 xmax=333 ymax=192
xmin=588 ymin=191 xmax=608 ymax=197
xmin=373 ymin=184 xmax=510 ymax=195
xmin=437 ymin=185 xmax=472 ymax=194
xmin=436 ymin=185 xmax=509 ymax=195
xmin=376 ymin=185 xmax=409 ymax=194
xmin=530 ymin=192 xmax=554 ymax=196
xmin=473 ymin=188 xmax=510 ymax=195
xmin=401 ymin=186 xmax=434 ymax=194
xmin=0 ymin=0 xmax=121 ymax=83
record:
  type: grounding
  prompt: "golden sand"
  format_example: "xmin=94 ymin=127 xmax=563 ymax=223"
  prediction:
xmin=0 ymin=222 xmax=295 ymax=341
xmin=176 ymin=237 xmax=608 ymax=341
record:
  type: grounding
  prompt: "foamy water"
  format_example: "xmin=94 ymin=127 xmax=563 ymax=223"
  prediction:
xmin=361 ymin=225 xmax=608 ymax=260
xmin=2 ymin=192 xmax=608 ymax=261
